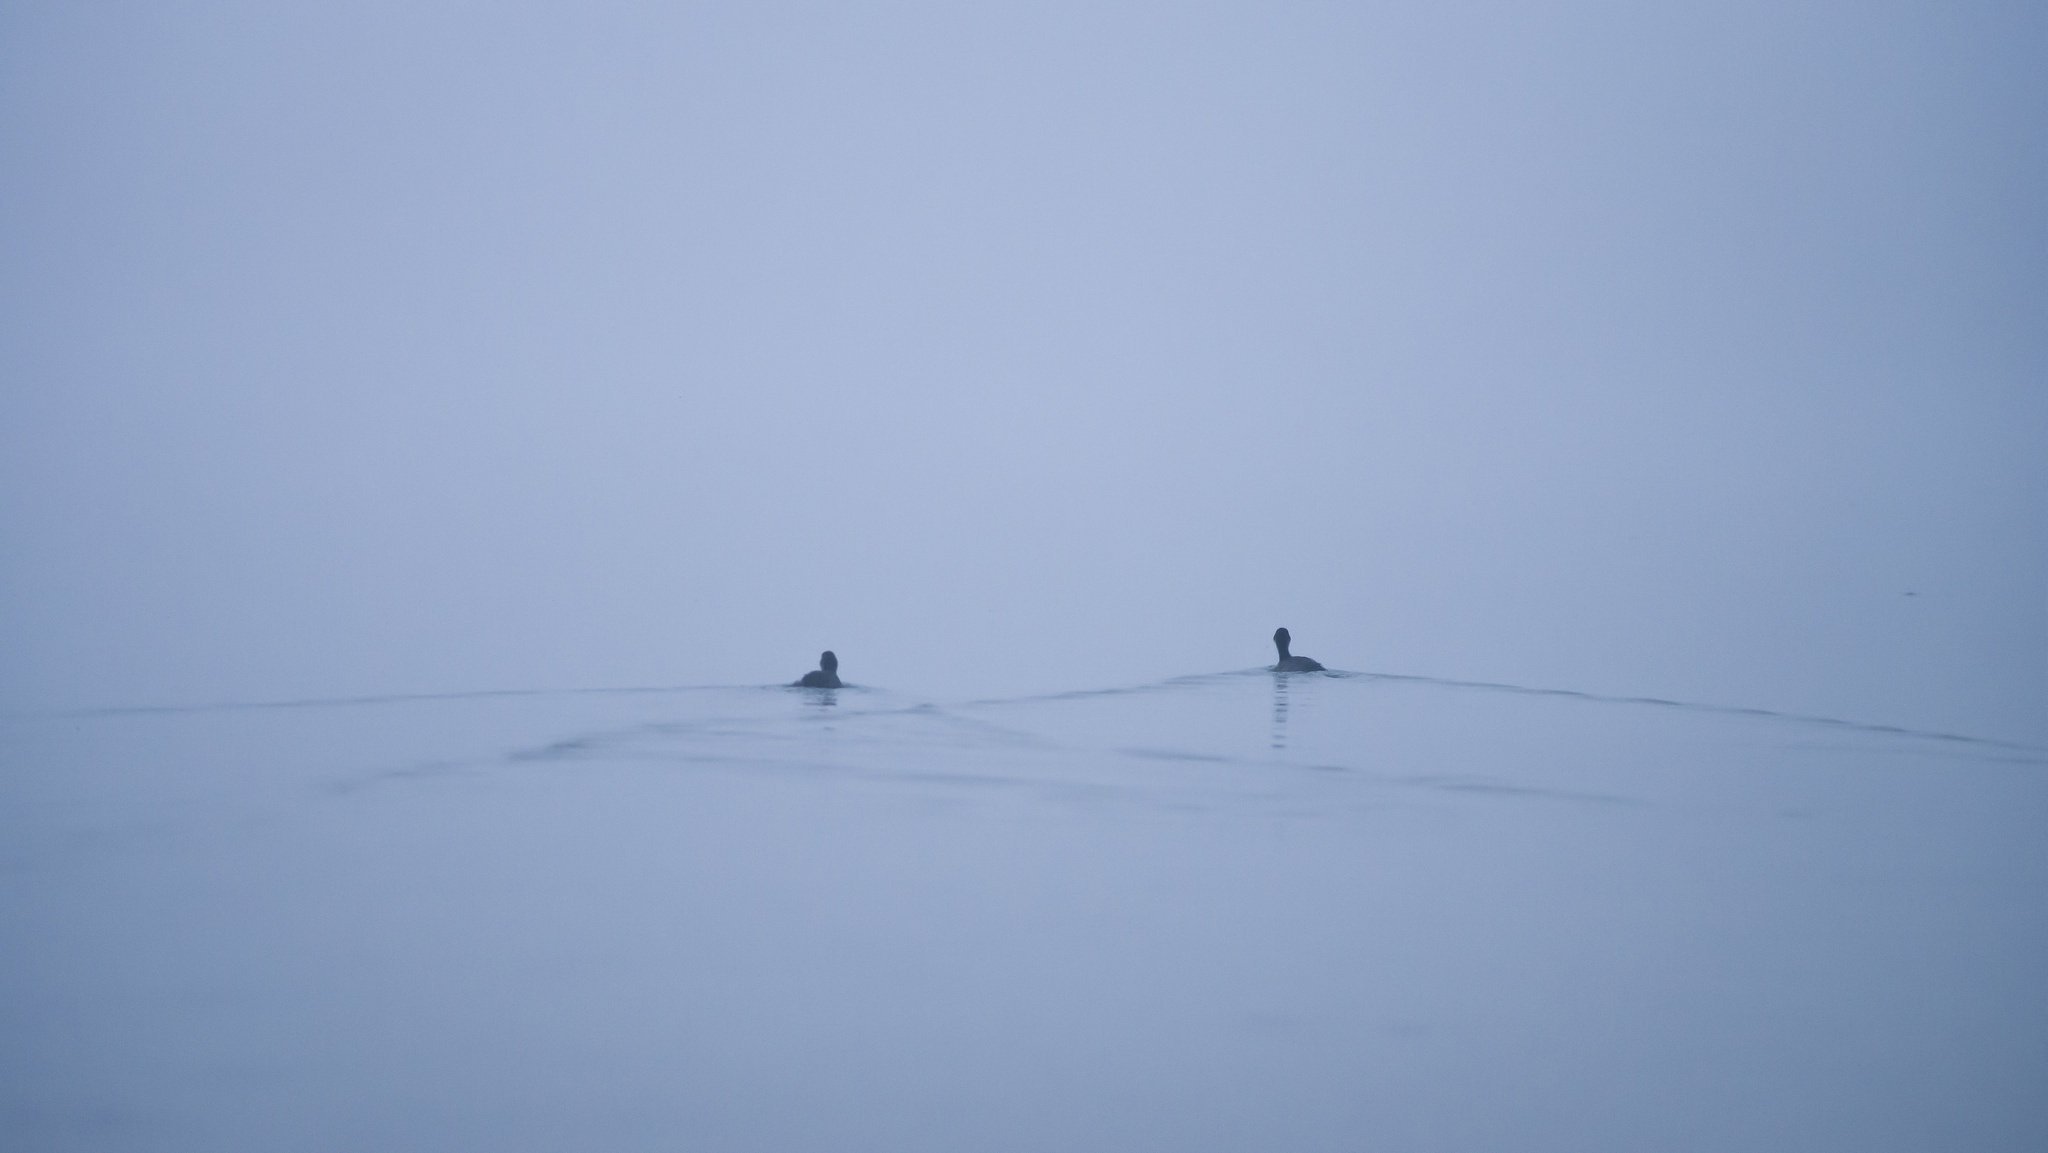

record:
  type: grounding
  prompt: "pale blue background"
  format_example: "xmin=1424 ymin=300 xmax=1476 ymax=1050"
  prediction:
xmin=4 ymin=2 xmax=2043 ymax=738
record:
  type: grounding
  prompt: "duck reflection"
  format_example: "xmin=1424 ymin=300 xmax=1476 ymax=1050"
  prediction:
xmin=1271 ymin=673 xmax=1290 ymax=750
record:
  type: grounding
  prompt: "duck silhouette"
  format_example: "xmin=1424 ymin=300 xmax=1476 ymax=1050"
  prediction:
xmin=796 ymin=650 xmax=842 ymax=688
xmin=1272 ymin=628 xmax=1324 ymax=673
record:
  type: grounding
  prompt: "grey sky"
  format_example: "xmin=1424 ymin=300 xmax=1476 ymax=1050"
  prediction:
xmin=3 ymin=1 xmax=2043 ymax=741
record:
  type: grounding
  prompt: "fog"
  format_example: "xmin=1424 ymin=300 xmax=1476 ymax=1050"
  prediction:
xmin=4 ymin=6 xmax=2047 ymax=1147
xmin=3 ymin=2 xmax=2042 ymax=740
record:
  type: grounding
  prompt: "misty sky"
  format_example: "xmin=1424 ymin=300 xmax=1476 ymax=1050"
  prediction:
xmin=2 ymin=1 xmax=2042 ymax=741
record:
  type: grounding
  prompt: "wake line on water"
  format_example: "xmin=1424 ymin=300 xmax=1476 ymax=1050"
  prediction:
xmin=9 ymin=672 xmax=2041 ymax=758
xmin=1360 ymin=670 xmax=2046 ymax=755
xmin=959 ymin=669 xmax=2048 ymax=757
xmin=6 ymin=684 xmax=733 ymax=720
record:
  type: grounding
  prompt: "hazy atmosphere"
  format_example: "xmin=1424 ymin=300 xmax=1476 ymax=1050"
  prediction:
xmin=4 ymin=0 xmax=2041 ymax=738
xmin=4 ymin=2 xmax=2045 ymax=1150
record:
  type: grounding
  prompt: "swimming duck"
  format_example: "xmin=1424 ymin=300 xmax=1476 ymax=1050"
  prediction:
xmin=1272 ymin=628 xmax=1324 ymax=672
xmin=796 ymin=650 xmax=842 ymax=688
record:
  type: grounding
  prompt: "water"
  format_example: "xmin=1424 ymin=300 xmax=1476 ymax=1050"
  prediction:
xmin=4 ymin=671 xmax=2045 ymax=1151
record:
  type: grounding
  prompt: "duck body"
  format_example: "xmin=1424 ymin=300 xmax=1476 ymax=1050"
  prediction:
xmin=796 ymin=650 xmax=842 ymax=688
xmin=1271 ymin=628 xmax=1325 ymax=672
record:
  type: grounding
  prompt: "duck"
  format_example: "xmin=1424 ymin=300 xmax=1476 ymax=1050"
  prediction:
xmin=1272 ymin=628 xmax=1324 ymax=672
xmin=796 ymin=650 xmax=842 ymax=688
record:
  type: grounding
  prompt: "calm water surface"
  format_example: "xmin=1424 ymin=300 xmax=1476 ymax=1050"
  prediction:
xmin=4 ymin=672 xmax=2044 ymax=1151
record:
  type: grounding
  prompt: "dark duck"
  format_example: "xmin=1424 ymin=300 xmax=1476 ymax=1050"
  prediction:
xmin=1271 ymin=628 xmax=1325 ymax=672
xmin=796 ymin=650 xmax=842 ymax=688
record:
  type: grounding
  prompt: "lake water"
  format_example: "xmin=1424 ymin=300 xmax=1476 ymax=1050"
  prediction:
xmin=4 ymin=670 xmax=2044 ymax=1151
